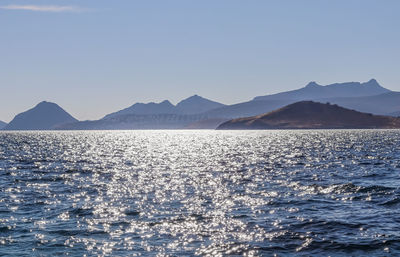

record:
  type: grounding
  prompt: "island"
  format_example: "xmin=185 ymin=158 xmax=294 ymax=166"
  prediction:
xmin=216 ymin=101 xmax=400 ymax=130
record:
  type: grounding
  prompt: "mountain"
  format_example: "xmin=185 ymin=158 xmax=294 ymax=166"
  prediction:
xmin=0 ymin=120 xmax=7 ymax=129
xmin=22 ymin=80 xmax=398 ymax=131
xmin=217 ymin=101 xmax=400 ymax=130
xmin=60 ymin=94 xmax=226 ymax=130
xmin=175 ymin=95 xmax=225 ymax=114
xmin=104 ymin=100 xmax=176 ymax=119
xmin=202 ymin=79 xmax=398 ymax=121
xmin=58 ymin=80 xmax=399 ymax=130
xmin=4 ymin=101 xmax=78 ymax=130
xmin=204 ymin=99 xmax=295 ymax=119
xmin=103 ymin=95 xmax=225 ymax=119
xmin=253 ymin=79 xmax=391 ymax=102
xmin=316 ymin=92 xmax=400 ymax=116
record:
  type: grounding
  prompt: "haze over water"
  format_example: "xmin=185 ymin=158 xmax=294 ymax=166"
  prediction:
xmin=1 ymin=130 xmax=400 ymax=256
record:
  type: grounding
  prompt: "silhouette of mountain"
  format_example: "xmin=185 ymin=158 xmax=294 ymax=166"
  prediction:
xmin=217 ymin=101 xmax=400 ymax=130
xmin=19 ymin=80 xmax=398 ymax=130
xmin=58 ymin=80 xmax=400 ymax=130
xmin=0 ymin=120 xmax=6 ymax=129
xmin=253 ymin=79 xmax=391 ymax=101
xmin=104 ymin=100 xmax=176 ymax=119
xmin=204 ymin=99 xmax=295 ymax=119
xmin=202 ymin=80 xmax=397 ymax=120
xmin=315 ymin=92 xmax=400 ymax=116
xmin=175 ymin=95 xmax=225 ymax=114
xmin=104 ymin=95 xmax=225 ymax=119
xmin=4 ymin=101 xmax=78 ymax=130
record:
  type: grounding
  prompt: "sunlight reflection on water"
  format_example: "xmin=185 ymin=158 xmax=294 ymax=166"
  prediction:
xmin=0 ymin=130 xmax=400 ymax=256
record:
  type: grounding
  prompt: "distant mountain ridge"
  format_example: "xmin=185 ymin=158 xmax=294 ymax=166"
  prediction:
xmin=203 ymin=91 xmax=400 ymax=121
xmin=4 ymin=101 xmax=78 ymax=130
xmin=253 ymin=79 xmax=391 ymax=101
xmin=3 ymin=79 xmax=400 ymax=130
xmin=0 ymin=120 xmax=6 ymax=129
xmin=200 ymin=79 xmax=399 ymax=121
xmin=104 ymin=100 xmax=176 ymax=119
xmin=316 ymin=92 xmax=400 ymax=116
xmin=217 ymin=101 xmax=400 ymax=130
xmin=104 ymin=95 xmax=225 ymax=119
xmin=48 ymin=79 xmax=400 ymax=130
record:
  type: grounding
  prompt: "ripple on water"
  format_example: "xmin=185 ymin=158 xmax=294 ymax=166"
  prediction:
xmin=0 ymin=130 xmax=400 ymax=256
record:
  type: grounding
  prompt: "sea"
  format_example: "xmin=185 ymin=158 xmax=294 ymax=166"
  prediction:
xmin=1 ymin=130 xmax=400 ymax=256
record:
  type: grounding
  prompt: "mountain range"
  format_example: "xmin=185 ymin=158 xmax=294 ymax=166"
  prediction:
xmin=1 ymin=79 xmax=400 ymax=130
xmin=202 ymin=79 xmax=398 ymax=119
xmin=253 ymin=79 xmax=389 ymax=101
xmin=104 ymin=95 xmax=225 ymax=119
xmin=217 ymin=101 xmax=400 ymax=130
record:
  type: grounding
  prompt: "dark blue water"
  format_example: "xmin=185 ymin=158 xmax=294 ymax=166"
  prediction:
xmin=1 ymin=130 xmax=400 ymax=256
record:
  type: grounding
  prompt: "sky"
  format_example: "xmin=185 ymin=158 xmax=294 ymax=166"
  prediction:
xmin=1 ymin=0 xmax=400 ymax=122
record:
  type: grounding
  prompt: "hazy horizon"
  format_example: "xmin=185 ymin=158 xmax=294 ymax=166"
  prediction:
xmin=1 ymin=0 xmax=400 ymax=122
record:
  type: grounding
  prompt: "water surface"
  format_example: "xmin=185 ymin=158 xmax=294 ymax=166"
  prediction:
xmin=1 ymin=130 xmax=400 ymax=256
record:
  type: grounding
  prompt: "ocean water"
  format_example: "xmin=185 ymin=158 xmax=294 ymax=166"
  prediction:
xmin=1 ymin=130 xmax=400 ymax=256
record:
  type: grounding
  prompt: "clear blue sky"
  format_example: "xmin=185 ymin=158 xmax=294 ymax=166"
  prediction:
xmin=1 ymin=0 xmax=399 ymax=122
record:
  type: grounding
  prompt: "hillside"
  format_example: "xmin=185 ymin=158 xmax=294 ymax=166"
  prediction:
xmin=4 ymin=101 xmax=78 ymax=130
xmin=316 ymin=92 xmax=400 ymax=116
xmin=217 ymin=101 xmax=400 ymax=130
xmin=203 ymin=99 xmax=294 ymax=119
xmin=0 ymin=120 xmax=7 ymax=129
